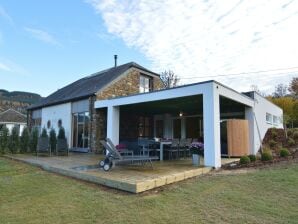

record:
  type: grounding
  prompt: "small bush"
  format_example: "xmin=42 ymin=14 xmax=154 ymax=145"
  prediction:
xmin=287 ymin=129 xmax=293 ymax=137
xmin=287 ymin=138 xmax=295 ymax=146
xmin=261 ymin=150 xmax=273 ymax=161
xmin=58 ymin=127 xmax=66 ymax=139
xmin=41 ymin=127 xmax=48 ymax=138
xmin=268 ymin=139 xmax=277 ymax=148
xmin=280 ymin=148 xmax=290 ymax=157
xmin=271 ymin=130 xmax=278 ymax=139
xmin=248 ymin=154 xmax=257 ymax=162
xmin=240 ymin=155 xmax=251 ymax=165
xmin=293 ymin=131 xmax=298 ymax=141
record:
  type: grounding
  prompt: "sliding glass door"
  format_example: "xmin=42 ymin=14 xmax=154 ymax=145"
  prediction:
xmin=72 ymin=112 xmax=90 ymax=148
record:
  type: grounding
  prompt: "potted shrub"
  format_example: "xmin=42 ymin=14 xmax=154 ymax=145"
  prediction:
xmin=49 ymin=128 xmax=57 ymax=155
xmin=190 ymin=142 xmax=204 ymax=166
xmin=37 ymin=127 xmax=50 ymax=156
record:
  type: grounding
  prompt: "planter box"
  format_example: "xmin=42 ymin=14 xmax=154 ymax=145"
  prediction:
xmin=192 ymin=154 xmax=200 ymax=166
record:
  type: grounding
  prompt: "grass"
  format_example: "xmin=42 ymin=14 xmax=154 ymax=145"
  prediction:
xmin=0 ymin=158 xmax=298 ymax=224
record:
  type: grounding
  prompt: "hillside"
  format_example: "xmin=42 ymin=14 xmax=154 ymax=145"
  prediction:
xmin=0 ymin=89 xmax=43 ymax=114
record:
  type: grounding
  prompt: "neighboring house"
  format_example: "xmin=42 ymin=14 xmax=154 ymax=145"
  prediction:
xmin=0 ymin=108 xmax=27 ymax=135
xmin=28 ymin=62 xmax=283 ymax=167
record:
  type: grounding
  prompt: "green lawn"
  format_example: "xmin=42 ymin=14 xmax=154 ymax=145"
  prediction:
xmin=0 ymin=158 xmax=297 ymax=224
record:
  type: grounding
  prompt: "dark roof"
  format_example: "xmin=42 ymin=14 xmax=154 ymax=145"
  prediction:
xmin=28 ymin=62 xmax=159 ymax=110
xmin=0 ymin=109 xmax=26 ymax=123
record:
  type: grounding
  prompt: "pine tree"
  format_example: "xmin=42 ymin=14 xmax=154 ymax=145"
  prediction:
xmin=49 ymin=128 xmax=57 ymax=153
xmin=8 ymin=126 xmax=20 ymax=154
xmin=20 ymin=127 xmax=30 ymax=153
xmin=29 ymin=128 xmax=39 ymax=153
xmin=0 ymin=126 xmax=9 ymax=154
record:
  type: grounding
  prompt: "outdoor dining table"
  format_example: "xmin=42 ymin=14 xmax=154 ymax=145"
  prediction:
xmin=159 ymin=140 xmax=172 ymax=161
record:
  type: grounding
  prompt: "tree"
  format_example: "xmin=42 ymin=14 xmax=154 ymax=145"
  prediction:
xmin=160 ymin=70 xmax=180 ymax=88
xmin=41 ymin=127 xmax=48 ymax=138
xmin=20 ymin=127 xmax=30 ymax=153
xmin=272 ymin=83 xmax=288 ymax=98
xmin=8 ymin=126 xmax=20 ymax=154
xmin=288 ymin=77 xmax=298 ymax=99
xmin=250 ymin=85 xmax=266 ymax=97
xmin=58 ymin=127 xmax=66 ymax=139
xmin=49 ymin=128 xmax=57 ymax=153
xmin=0 ymin=126 xmax=9 ymax=154
xmin=29 ymin=128 xmax=39 ymax=153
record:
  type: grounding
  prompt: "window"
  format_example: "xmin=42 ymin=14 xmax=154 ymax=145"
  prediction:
xmin=266 ymin=113 xmax=272 ymax=124
xmin=139 ymin=75 xmax=153 ymax=93
xmin=273 ymin=115 xmax=278 ymax=125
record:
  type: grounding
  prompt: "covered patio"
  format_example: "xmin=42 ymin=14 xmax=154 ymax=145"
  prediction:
xmin=5 ymin=153 xmax=238 ymax=193
xmin=95 ymin=81 xmax=254 ymax=168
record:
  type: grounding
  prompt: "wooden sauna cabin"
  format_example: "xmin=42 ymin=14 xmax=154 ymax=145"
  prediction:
xmin=220 ymin=119 xmax=249 ymax=157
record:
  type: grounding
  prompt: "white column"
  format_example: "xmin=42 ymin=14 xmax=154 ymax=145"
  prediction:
xmin=107 ymin=106 xmax=120 ymax=145
xmin=245 ymin=107 xmax=255 ymax=154
xmin=181 ymin=117 xmax=186 ymax=139
xmin=203 ymin=83 xmax=221 ymax=168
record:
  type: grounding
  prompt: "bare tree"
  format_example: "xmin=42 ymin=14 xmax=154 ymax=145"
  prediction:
xmin=250 ymin=85 xmax=266 ymax=97
xmin=272 ymin=83 xmax=288 ymax=98
xmin=160 ymin=70 xmax=180 ymax=89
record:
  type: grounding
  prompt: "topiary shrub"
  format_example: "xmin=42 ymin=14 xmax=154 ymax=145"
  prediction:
xmin=240 ymin=155 xmax=251 ymax=165
xmin=248 ymin=154 xmax=257 ymax=162
xmin=268 ymin=139 xmax=278 ymax=148
xmin=41 ymin=127 xmax=48 ymax=138
xmin=8 ymin=126 xmax=20 ymax=154
xmin=280 ymin=148 xmax=290 ymax=157
xmin=20 ymin=127 xmax=30 ymax=153
xmin=287 ymin=129 xmax=293 ymax=137
xmin=29 ymin=128 xmax=39 ymax=153
xmin=261 ymin=150 xmax=273 ymax=161
xmin=293 ymin=131 xmax=298 ymax=141
xmin=58 ymin=127 xmax=66 ymax=139
xmin=0 ymin=126 xmax=9 ymax=154
xmin=49 ymin=128 xmax=57 ymax=153
xmin=287 ymin=138 xmax=295 ymax=147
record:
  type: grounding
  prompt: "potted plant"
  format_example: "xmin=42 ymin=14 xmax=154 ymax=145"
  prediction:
xmin=190 ymin=142 xmax=204 ymax=166
xmin=56 ymin=127 xmax=68 ymax=156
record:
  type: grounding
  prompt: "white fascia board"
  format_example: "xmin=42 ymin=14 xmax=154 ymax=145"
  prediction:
xmin=216 ymin=83 xmax=254 ymax=107
xmin=95 ymin=81 xmax=212 ymax=108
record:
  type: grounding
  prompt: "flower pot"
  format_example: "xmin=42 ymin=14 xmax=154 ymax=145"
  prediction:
xmin=192 ymin=154 xmax=200 ymax=166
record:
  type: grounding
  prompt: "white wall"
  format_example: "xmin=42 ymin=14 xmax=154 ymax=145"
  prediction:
xmin=246 ymin=92 xmax=283 ymax=154
xmin=4 ymin=123 xmax=26 ymax=136
xmin=41 ymin=103 xmax=72 ymax=144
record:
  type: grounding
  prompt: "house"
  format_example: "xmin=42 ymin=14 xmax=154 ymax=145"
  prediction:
xmin=27 ymin=62 xmax=283 ymax=167
xmin=0 ymin=108 xmax=27 ymax=135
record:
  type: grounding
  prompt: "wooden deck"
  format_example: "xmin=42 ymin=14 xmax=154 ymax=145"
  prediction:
xmin=5 ymin=153 xmax=238 ymax=193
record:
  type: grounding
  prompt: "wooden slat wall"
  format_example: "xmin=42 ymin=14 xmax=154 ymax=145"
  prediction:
xmin=227 ymin=119 xmax=249 ymax=157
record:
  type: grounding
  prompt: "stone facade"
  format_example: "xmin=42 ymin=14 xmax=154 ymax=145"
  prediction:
xmin=92 ymin=68 xmax=164 ymax=152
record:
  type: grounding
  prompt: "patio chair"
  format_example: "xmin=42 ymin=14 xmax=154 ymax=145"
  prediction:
xmin=138 ymin=138 xmax=155 ymax=156
xmin=36 ymin=137 xmax=51 ymax=156
xmin=179 ymin=138 xmax=192 ymax=158
xmin=107 ymin=138 xmax=133 ymax=156
xmin=165 ymin=138 xmax=180 ymax=160
xmin=56 ymin=138 xmax=69 ymax=156
xmin=99 ymin=139 xmax=159 ymax=171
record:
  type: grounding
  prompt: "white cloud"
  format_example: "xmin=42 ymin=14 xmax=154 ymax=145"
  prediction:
xmin=0 ymin=5 xmax=14 ymax=25
xmin=0 ymin=62 xmax=11 ymax=71
xmin=24 ymin=27 xmax=61 ymax=46
xmin=88 ymin=0 xmax=298 ymax=93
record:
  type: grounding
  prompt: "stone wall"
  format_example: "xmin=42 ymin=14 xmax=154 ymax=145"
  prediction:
xmin=92 ymin=68 xmax=164 ymax=151
xmin=96 ymin=68 xmax=164 ymax=100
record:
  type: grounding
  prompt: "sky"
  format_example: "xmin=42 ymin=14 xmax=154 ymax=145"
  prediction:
xmin=0 ymin=0 xmax=297 ymax=97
